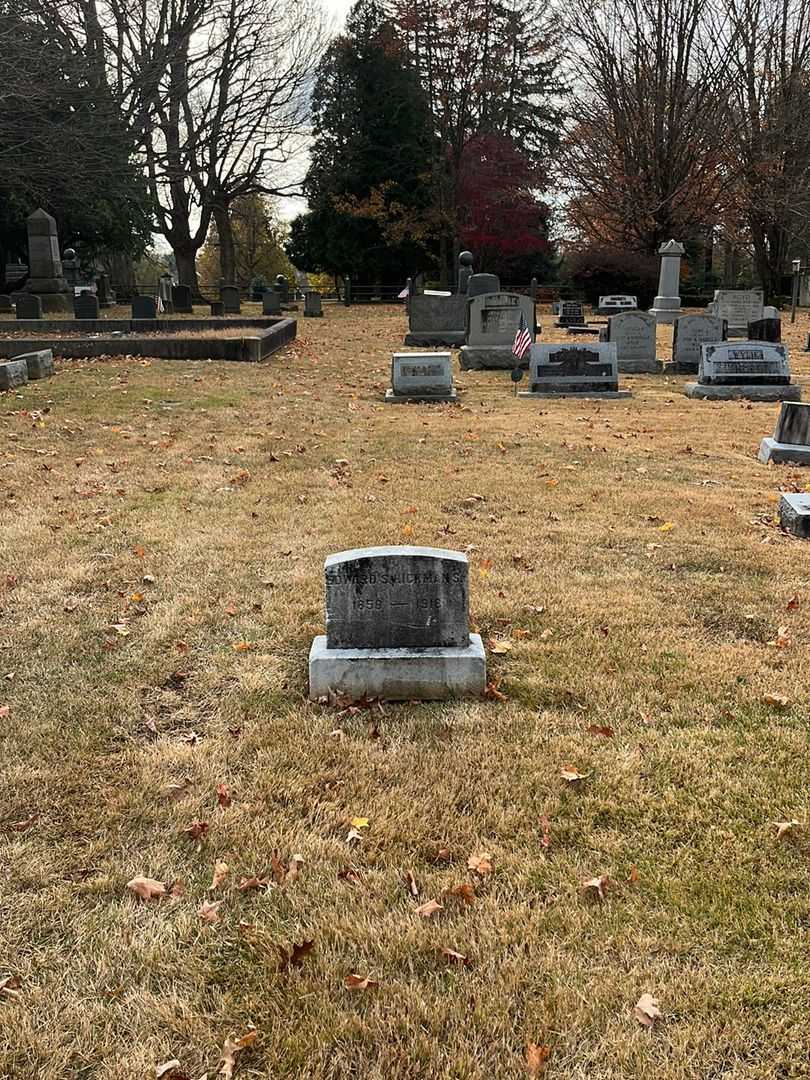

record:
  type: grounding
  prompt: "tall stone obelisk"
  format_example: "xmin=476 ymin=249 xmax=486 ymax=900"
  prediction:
xmin=24 ymin=209 xmax=72 ymax=313
xmin=649 ymin=239 xmax=685 ymax=325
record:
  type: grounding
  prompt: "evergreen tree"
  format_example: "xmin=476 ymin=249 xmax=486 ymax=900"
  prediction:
xmin=287 ymin=0 xmax=437 ymax=284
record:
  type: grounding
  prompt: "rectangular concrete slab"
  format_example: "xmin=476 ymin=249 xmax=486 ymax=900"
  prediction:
xmin=759 ymin=437 xmax=810 ymax=465
xmin=12 ymin=349 xmax=54 ymax=379
xmin=780 ymin=493 xmax=810 ymax=537
xmin=685 ymin=383 xmax=801 ymax=401
xmin=308 ymin=633 xmax=486 ymax=701
xmin=0 ymin=359 xmax=28 ymax=390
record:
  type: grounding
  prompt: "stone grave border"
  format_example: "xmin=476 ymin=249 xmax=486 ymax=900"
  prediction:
xmin=0 ymin=316 xmax=296 ymax=363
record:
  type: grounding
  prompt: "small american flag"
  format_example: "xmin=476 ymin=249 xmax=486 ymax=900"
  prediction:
xmin=512 ymin=310 xmax=532 ymax=361
xmin=398 ymin=282 xmax=410 ymax=299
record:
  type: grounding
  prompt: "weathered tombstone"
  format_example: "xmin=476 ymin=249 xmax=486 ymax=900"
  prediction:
xmin=172 ymin=284 xmax=193 ymax=313
xmin=96 ymin=273 xmax=114 ymax=308
xmin=12 ymin=349 xmax=54 ymax=380
xmin=210 ymin=301 xmax=225 ymax=316
xmin=779 ymin=493 xmax=810 ymax=538
xmin=0 ymin=295 xmax=12 ymax=312
xmin=275 ymin=274 xmax=290 ymax=304
xmin=604 ymin=310 xmax=661 ymax=372
xmin=763 ymin=304 xmax=780 ymax=319
xmin=458 ymin=251 xmax=474 ymax=295
xmin=220 ymin=285 xmax=241 ymax=314
xmin=649 ymin=239 xmax=685 ymax=323
xmin=0 ymin=359 xmax=29 ymax=390
xmin=598 ymin=294 xmax=637 ymax=315
xmin=709 ymin=289 xmax=764 ymax=335
xmin=132 ymin=295 xmax=158 ymax=319
xmin=670 ymin=314 xmax=727 ymax=373
xmin=304 ymin=291 xmax=323 ymax=317
xmin=405 ymin=294 xmax=467 ymax=346
xmin=308 ymin=546 xmax=486 ymax=700
xmin=74 ymin=292 xmax=100 ymax=319
xmin=747 ymin=317 xmax=781 ymax=342
xmin=759 ymin=402 xmax=810 ymax=464
xmin=386 ymin=352 xmax=456 ymax=404
xmin=685 ymin=341 xmax=800 ymax=401
xmin=518 ymin=342 xmax=630 ymax=399
xmin=23 ymin=208 xmax=72 ymax=312
xmin=466 ymin=273 xmax=501 ymax=299
xmin=15 ymin=295 xmax=42 ymax=320
xmin=263 ymin=290 xmax=282 ymax=315
xmin=460 ymin=292 xmax=536 ymax=370
xmin=159 ymin=274 xmax=174 ymax=313
xmin=555 ymin=300 xmax=584 ymax=327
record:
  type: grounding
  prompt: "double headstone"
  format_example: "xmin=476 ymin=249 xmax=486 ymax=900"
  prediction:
xmin=304 ymin=291 xmax=323 ymax=317
xmin=74 ymin=292 xmax=100 ymax=319
xmin=519 ymin=342 xmax=630 ymax=399
xmin=132 ymin=296 xmax=158 ymax=319
xmin=603 ymin=310 xmax=661 ymax=373
xmin=263 ymin=290 xmax=282 ymax=315
xmin=598 ymin=294 xmax=637 ymax=315
xmin=760 ymin=401 xmax=810 ymax=465
xmin=172 ymin=284 xmax=193 ymax=313
xmin=220 ymin=285 xmax=240 ymax=314
xmin=685 ymin=341 xmax=800 ymax=401
xmin=15 ymin=295 xmax=42 ymax=320
xmin=385 ymin=353 xmax=456 ymax=404
xmin=671 ymin=315 xmax=727 ymax=373
xmin=556 ymin=300 xmax=584 ymax=328
xmin=460 ymin=291 xmax=536 ymax=370
xmin=308 ymin=546 xmax=486 ymax=700
xmin=709 ymin=289 xmax=764 ymax=336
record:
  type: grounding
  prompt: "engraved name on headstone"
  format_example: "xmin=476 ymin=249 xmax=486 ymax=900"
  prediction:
xmin=606 ymin=309 xmax=660 ymax=372
xmin=671 ymin=314 xmax=726 ymax=373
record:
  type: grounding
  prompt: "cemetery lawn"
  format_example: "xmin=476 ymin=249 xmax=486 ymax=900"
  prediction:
xmin=3 ymin=305 xmax=810 ymax=1079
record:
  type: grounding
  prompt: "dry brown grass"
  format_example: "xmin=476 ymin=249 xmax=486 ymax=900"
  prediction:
xmin=2 ymin=305 xmax=810 ymax=1079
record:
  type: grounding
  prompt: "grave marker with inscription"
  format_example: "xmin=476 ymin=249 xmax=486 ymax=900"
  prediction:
xmin=460 ymin=291 xmax=535 ymax=370
xmin=597 ymin=294 xmax=637 ymax=315
xmin=386 ymin=352 xmax=456 ymax=404
xmin=604 ymin=309 xmax=661 ymax=372
xmin=519 ymin=342 xmax=630 ymax=398
xmin=308 ymin=546 xmax=486 ymax=700
xmin=304 ymin=291 xmax=323 ymax=317
xmin=709 ymin=289 xmax=764 ymax=334
xmin=555 ymin=300 xmax=584 ymax=327
xmin=685 ymin=341 xmax=800 ymax=401
xmin=670 ymin=314 xmax=727 ymax=373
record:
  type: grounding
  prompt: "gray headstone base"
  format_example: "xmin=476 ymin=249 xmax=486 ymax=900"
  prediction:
xmin=518 ymin=390 xmax=632 ymax=400
xmin=666 ymin=361 xmax=699 ymax=375
xmin=308 ymin=633 xmax=486 ymax=701
xmin=385 ymin=389 xmax=458 ymax=405
xmin=0 ymin=360 xmax=29 ymax=390
xmin=459 ymin=346 xmax=529 ymax=370
xmin=404 ymin=332 xmax=466 ymax=347
xmin=780 ymin=493 xmax=810 ymax=537
xmin=617 ymin=358 xmax=664 ymax=374
xmin=684 ymin=383 xmax=801 ymax=402
xmin=11 ymin=349 xmax=54 ymax=379
xmin=758 ymin=437 xmax=810 ymax=465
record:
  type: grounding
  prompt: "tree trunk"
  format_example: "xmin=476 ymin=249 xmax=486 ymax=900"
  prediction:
xmin=173 ymin=245 xmax=204 ymax=300
xmin=213 ymin=203 xmax=237 ymax=285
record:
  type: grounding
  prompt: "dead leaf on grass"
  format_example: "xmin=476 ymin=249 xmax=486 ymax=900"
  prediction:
xmin=763 ymin=692 xmax=790 ymax=708
xmin=10 ymin=814 xmax=37 ymax=832
xmin=404 ymin=870 xmax=419 ymax=897
xmin=526 ymin=1043 xmax=551 ymax=1074
xmin=415 ymin=898 xmax=443 ymax=918
xmin=439 ymin=947 xmax=469 ymax=965
xmin=581 ymin=875 xmax=610 ymax=902
xmin=211 ymin=862 xmax=229 ymax=889
xmin=444 ymin=882 xmax=476 ymax=905
xmin=198 ymin=900 xmax=222 ymax=925
xmin=775 ymin=820 xmax=802 ymax=842
xmin=218 ymin=1030 xmax=258 ymax=1079
xmin=0 ymin=975 xmax=21 ymax=999
xmin=278 ymin=940 xmax=315 ymax=970
xmin=345 ymin=972 xmax=378 ymax=991
xmin=633 ymin=992 xmax=663 ymax=1028
xmin=155 ymin=1060 xmax=186 ymax=1080
xmin=560 ymin=766 xmax=591 ymax=783
xmin=467 ymin=851 xmax=493 ymax=876
xmin=488 ymin=638 xmax=513 ymax=654
xmin=787 ymin=593 xmax=800 ymax=611
xmin=587 ymin=724 xmax=614 ymax=737
xmin=182 ymin=821 xmax=209 ymax=842
xmin=628 ymin=864 xmax=640 ymax=884
xmin=127 ymin=875 xmax=167 ymax=901
xmin=216 ymin=783 xmax=232 ymax=808
xmin=338 ymin=865 xmax=364 ymax=886
xmin=238 ymin=876 xmax=270 ymax=891
xmin=346 ymin=827 xmax=364 ymax=843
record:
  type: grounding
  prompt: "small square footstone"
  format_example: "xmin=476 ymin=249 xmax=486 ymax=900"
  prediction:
xmin=386 ymin=352 xmax=456 ymax=403
xmin=15 ymin=295 xmax=42 ymax=319
xmin=759 ymin=401 xmax=810 ymax=464
xmin=519 ymin=342 xmax=630 ymax=398
xmin=779 ymin=492 xmax=810 ymax=538
xmin=13 ymin=349 xmax=54 ymax=379
xmin=132 ymin=295 xmax=158 ymax=319
xmin=0 ymin=359 xmax=29 ymax=390
xmin=685 ymin=340 xmax=800 ymax=401
xmin=74 ymin=292 xmax=100 ymax=319
xmin=308 ymin=546 xmax=486 ymax=701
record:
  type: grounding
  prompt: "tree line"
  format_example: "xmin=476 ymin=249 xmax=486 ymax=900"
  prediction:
xmin=1 ymin=0 xmax=809 ymax=299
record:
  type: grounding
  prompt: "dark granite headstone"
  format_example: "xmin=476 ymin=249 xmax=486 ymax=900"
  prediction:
xmin=132 ymin=296 xmax=158 ymax=319
xmin=774 ymin=401 xmax=810 ymax=444
xmin=274 ymin=274 xmax=290 ymax=303
xmin=220 ymin=285 xmax=240 ymax=314
xmin=263 ymin=291 xmax=281 ymax=315
xmin=210 ymin=301 xmax=224 ymax=316
xmin=466 ymin=273 xmax=500 ymax=299
xmin=747 ymin=317 xmax=781 ymax=343
xmin=16 ymin=295 xmax=42 ymax=319
xmin=172 ymin=284 xmax=193 ymax=313
xmin=0 ymin=295 xmax=13 ymax=312
xmin=74 ymin=292 xmax=100 ymax=319
xmin=304 ymin=291 xmax=323 ymax=317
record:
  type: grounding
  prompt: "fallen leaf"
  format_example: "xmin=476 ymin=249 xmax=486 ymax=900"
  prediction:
xmin=231 ymin=640 xmax=255 ymax=652
xmin=485 ymin=678 xmax=507 ymax=701
xmin=127 ymin=875 xmax=167 ymax=901
xmin=211 ymin=862 xmax=229 ymax=889
xmin=539 ymin=815 xmax=551 ymax=851
xmin=658 ymin=521 xmax=675 ymax=532
xmin=182 ymin=821 xmax=209 ymax=842
xmin=768 ymin=626 xmax=792 ymax=648
xmin=488 ymin=638 xmax=513 ymax=654
xmin=278 ymin=940 xmax=315 ymax=970
xmin=775 ymin=820 xmax=801 ymax=842
xmin=216 ymin=783 xmax=232 ymax=808
xmin=439 ymin=946 xmax=469 ymax=965
xmin=10 ymin=813 xmax=37 ymax=832
xmin=345 ymin=972 xmax=378 ymax=991
xmin=198 ymin=900 xmax=222 ymax=924
xmin=155 ymin=1060 xmax=185 ymax=1080
xmin=0 ymin=975 xmax=21 ymax=999
xmin=763 ymin=693 xmax=789 ymax=708
xmin=0 ymin=705 xmax=9 ymax=719
xmin=415 ymin=898 xmax=443 ymax=918
xmin=633 ymin=992 xmax=662 ymax=1028
xmin=338 ymin=865 xmax=364 ymax=886
xmin=526 ymin=1043 xmax=551 ymax=1075
xmin=286 ymin=854 xmax=304 ymax=883
xmin=628 ymin=864 xmax=640 ymax=884
xmin=402 ymin=524 xmax=414 ymax=538
xmin=350 ymin=816 xmax=369 ymax=829
xmin=479 ymin=558 xmax=494 ymax=577
xmin=587 ymin=724 xmax=614 ymax=738
xmin=444 ymin=881 xmax=476 ymax=905
xmin=218 ymin=1030 xmax=258 ymax=1079
xmin=238 ymin=876 xmax=270 ymax=891
xmin=467 ymin=851 xmax=493 ymax=876
xmin=787 ymin=593 xmax=800 ymax=611
xmin=560 ymin=766 xmax=591 ymax=783
xmin=581 ymin=874 xmax=610 ymax=902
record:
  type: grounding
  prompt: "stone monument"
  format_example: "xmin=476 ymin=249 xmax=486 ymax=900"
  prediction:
xmin=779 ymin=493 xmax=810 ymax=538
xmin=308 ymin=546 xmax=486 ymax=700
xmin=518 ymin=342 xmax=630 ymax=399
xmin=304 ymin=291 xmax=323 ymax=317
xmin=555 ymin=300 xmax=584 ymax=328
xmin=597 ymin=295 xmax=637 ymax=315
xmin=11 ymin=350 xmax=54 ymax=380
xmin=15 ymin=295 xmax=42 ymax=319
xmin=466 ymin=273 xmax=500 ymax=298
xmin=221 ymin=285 xmax=241 ymax=314
xmin=458 ymin=251 xmax=474 ymax=295
xmin=747 ymin=317 xmax=781 ymax=343
xmin=602 ymin=309 xmax=661 ymax=373
xmin=385 ymin=353 xmax=457 ymax=404
xmin=685 ymin=341 xmax=800 ymax=401
xmin=759 ymin=402 xmax=810 ymax=465
xmin=132 ymin=296 xmax=158 ymax=319
xmin=709 ymin=289 xmax=764 ymax=336
xmin=74 ymin=292 xmax=100 ymax=320
xmin=23 ymin=208 xmax=72 ymax=312
xmin=263 ymin=291 xmax=282 ymax=315
xmin=670 ymin=314 xmax=726 ymax=373
xmin=649 ymin=239 xmax=685 ymax=324
xmin=460 ymin=291 xmax=535 ymax=370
